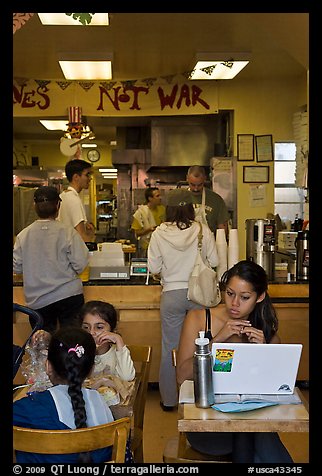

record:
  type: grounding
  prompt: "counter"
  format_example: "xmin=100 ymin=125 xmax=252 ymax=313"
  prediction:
xmin=13 ymin=280 xmax=309 ymax=383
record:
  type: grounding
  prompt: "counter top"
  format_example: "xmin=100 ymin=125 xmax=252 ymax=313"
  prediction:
xmin=14 ymin=278 xmax=309 ymax=302
xmin=13 ymin=277 xmax=308 ymax=287
xmin=13 ymin=276 xmax=159 ymax=286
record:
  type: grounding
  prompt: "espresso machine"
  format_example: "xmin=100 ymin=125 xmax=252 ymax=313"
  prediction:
xmin=245 ymin=219 xmax=276 ymax=281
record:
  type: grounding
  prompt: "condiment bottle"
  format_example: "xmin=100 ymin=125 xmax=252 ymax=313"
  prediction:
xmin=193 ymin=331 xmax=215 ymax=408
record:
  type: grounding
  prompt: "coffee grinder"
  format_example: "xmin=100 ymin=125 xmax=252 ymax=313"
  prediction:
xmin=245 ymin=219 xmax=276 ymax=281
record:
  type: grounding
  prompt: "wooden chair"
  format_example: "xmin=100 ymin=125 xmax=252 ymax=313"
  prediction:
xmin=163 ymin=434 xmax=232 ymax=463
xmin=13 ymin=417 xmax=131 ymax=463
xmin=128 ymin=344 xmax=152 ymax=463
xmin=163 ymin=349 xmax=232 ymax=464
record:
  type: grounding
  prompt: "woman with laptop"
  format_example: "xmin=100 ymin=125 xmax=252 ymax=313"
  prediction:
xmin=176 ymin=260 xmax=293 ymax=463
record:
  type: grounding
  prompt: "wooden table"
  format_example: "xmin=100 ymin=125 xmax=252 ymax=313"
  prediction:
xmin=178 ymin=388 xmax=309 ymax=434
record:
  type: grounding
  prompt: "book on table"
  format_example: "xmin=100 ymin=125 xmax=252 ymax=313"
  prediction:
xmin=179 ymin=380 xmax=302 ymax=405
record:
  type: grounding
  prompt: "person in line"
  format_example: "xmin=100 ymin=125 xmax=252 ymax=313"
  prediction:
xmin=148 ymin=188 xmax=218 ymax=411
xmin=186 ymin=165 xmax=229 ymax=237
xmin=13 ymin=186 xmax=89 ymax=333
xmin=79 ymin=300 xmax=135 ymax=381
xmin=131 ymin=187 xmax=166 ymax=257
xmin=176 ymin=260 xmax=293 ymax=463
xmin=13 ymin=327 xmax=115 ymax=463
xmin=58 ymin=159 xmax=96 ymax=243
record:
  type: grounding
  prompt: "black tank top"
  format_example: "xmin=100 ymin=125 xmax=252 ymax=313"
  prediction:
xmin=204 ymin=308 xmax=213 ymax=341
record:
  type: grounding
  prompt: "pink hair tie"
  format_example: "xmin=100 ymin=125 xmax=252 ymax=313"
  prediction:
xmin=68 ymin=344 xmax=85 ymax=358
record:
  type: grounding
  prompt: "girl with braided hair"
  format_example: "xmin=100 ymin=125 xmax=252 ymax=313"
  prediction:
xmin=13 ymin=327 xmax=115 ymax=463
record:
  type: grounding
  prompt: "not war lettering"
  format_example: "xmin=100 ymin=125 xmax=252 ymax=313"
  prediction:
xmin=157 ymin=84 xmax=210 ymax=110
xmin=97 ymin=83 xmax=210 ymax=111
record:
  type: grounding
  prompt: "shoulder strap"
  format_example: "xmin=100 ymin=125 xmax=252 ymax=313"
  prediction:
xmin=204 ymin=308 xmax=213 ymax=340
xmin=197 ymin=222 xmax=203 ymax=250
xmin=201 ymin=187 xmax=206 ymax=208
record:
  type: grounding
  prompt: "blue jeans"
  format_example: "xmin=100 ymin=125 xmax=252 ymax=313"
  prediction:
xmin=159 ymin=289 xmax=203 ymax=406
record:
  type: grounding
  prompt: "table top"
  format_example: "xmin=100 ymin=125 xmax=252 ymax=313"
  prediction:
xmin=178 ymin=388 xmax=309 ymax=433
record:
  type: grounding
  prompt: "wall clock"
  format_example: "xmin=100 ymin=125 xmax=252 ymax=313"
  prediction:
xmin=87 ymin=149 xmax=100 ymax=162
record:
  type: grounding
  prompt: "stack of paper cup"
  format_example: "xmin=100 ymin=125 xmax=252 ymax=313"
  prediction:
xmin=228 ymin=229 xmax=239 ymax=269
xmin=216 ymin=229 xmax=228 ymax=280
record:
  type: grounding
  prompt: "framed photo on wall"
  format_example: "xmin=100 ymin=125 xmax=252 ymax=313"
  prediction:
xmin=237 ymin=134 xmax=255 ymax=161
xmin=243 ymin=166 xmax=269 ymax=183
xmin=255 ymin=134 xmax=274 ymax=162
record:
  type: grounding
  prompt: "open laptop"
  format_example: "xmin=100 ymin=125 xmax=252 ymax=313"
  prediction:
xmin=211 ymin=343 xmax=302 ymax=395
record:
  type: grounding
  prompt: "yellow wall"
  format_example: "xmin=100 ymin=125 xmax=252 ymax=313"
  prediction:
xmin=216 ymin=74 xmax=307 ymax=257
xmin=18 ymin=142 xmax=114 ymax=169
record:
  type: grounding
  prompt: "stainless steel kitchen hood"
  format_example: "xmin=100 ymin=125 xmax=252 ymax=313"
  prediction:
xmin=112 ymin=149 xmax=151 ymax=165
xmin=150 ymin=113 xmax=230 ymax=167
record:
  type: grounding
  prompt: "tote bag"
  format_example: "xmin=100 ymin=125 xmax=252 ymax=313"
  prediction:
xmin=187 ymin=223 xmax=221 ymax=308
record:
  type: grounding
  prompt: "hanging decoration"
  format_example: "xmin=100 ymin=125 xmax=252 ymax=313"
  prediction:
xmin=13 ymin=75 xmax=220 ymax=117
xmin=59 ymin=106 xmax=94 ymax=158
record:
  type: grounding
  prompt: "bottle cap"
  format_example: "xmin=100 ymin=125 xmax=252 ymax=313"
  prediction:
xmin=195 ymin=330 xmax=209 ymax=346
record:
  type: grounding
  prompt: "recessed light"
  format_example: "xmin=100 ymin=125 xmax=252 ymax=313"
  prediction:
xmin=39 ymin=120 xmax=68 ymax=130
xmin=190 ymin=52 xmax=250 ymax=80
xmin=59 ymin=60 xmax=112 ymax=80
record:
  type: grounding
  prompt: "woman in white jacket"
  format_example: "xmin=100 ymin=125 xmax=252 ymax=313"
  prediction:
xmin=148 ymin=188 xmax=219 ymax=410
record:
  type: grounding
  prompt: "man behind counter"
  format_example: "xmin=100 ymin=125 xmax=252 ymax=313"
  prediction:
xmin=58 ymin=159 xmax=96 ymax=243
xmin=131 ymin=187 xmax=166 ymax=257
xmin=187 ymin=165 xmax=229 ymax=237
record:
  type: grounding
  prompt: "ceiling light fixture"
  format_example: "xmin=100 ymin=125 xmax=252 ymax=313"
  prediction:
xmin=40 ymin=120 xmax=68 ymax=130
xmin=59 ymin=60 xmax=112 ymax=80
xmin=38 ymin=13 xmax=109 ymax=26
xmin=81 ymin=143 xmax=98 ymax=148
xmin=57 ymin=51 xmax=113 ymax=80
xmin=99 ymin=168 xmax=118 ymax=173
xmin=190 ymin=52 xmax=250 ymax=80
xmin=102 ymin=174 xmax=118 ymax=179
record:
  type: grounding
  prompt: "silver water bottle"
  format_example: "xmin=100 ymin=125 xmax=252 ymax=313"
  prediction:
xmin=193 ymin=331 xmax=215 ymax=408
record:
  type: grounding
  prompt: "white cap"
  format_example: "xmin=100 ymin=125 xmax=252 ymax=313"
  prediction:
xmin=195 ymin=331 xmax=209 ymax=346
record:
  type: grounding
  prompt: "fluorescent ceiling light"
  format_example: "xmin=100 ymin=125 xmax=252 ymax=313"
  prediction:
xmin=59 ymin=60 xmax=112 ymax=80
xmin=38 ymin=13 xmax=109 ymax=26
xmin=190 ymin=52 xmax=250 ymax=80
xmin=40 ymin=120 xmax=68 ymax=130
xmin=81 ymin=143 xmax=98 ymax=148
xmin=99 ymin=168 xmax=118 ymax=173
xmin=102 ymin=175 xmax=118 ymax=179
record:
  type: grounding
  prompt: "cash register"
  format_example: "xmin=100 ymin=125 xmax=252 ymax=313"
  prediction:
xmin=130 ymin=258 xmax=148 ymax=276
xmin=89 ymin=243 xmax=130 ymax=280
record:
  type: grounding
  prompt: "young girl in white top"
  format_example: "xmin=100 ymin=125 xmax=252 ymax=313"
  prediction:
xmin=79 ymin=300 xmax=135 ymax=382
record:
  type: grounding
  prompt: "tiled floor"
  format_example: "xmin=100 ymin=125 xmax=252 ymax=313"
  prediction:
xmin=142 ymin=386 xmax=309 ymax=463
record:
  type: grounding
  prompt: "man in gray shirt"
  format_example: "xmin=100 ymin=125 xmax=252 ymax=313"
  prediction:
xmin=13 ymin=186 xmax=89 ymax=333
